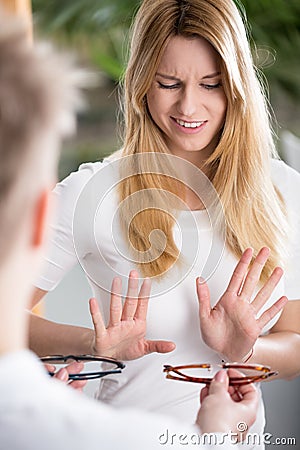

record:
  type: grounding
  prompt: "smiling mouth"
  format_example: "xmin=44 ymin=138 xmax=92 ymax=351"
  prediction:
xmin=173 ymin=118 xmax=206 ymax=129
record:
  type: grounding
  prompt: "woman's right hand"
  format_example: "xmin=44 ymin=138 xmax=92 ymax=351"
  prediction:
xmin=88 ymin=270 xmax=176 ymax=360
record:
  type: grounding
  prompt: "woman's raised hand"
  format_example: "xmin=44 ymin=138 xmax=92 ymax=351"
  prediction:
xmin=196 ymin=247 xmax=288 ymax=362
xmin=89 ymin=270 xmax=176 ymax=360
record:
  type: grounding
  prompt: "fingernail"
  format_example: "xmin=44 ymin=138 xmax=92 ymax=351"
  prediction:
xmin=198 ymin=277 xmax=205 ymax=284
xmin=57 ymin=368 xmax=68 ymax=381
xmin=214 ymin=370 xmax=227 ymax=383
xmin=130 ymin=270 xmax=138 ymax=278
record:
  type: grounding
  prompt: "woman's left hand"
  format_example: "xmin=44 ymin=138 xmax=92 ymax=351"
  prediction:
xmin=196 ymin=247 xmax=288 ymax=362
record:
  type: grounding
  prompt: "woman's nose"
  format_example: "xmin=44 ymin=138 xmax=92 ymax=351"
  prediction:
xmin=176 ymin=85 xmax=198 ymax=118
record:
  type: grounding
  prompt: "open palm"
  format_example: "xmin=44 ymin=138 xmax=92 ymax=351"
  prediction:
xmin=197 ymin=248 xmax=288 ymax=362
xmin=89 ymin=270 xmax=175 ymax=360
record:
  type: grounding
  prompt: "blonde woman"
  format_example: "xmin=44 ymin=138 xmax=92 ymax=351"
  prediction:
xmin=30 ymin=0 xmax=300 ymax=447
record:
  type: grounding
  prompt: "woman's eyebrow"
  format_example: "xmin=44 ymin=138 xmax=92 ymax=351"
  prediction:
xmin=156 ymin=72 xmax=181 ymax=81
xmin=201 ymin=71 xmax=221 ymax=80
xmin=156 ymin=71 xmax=221 ymax=81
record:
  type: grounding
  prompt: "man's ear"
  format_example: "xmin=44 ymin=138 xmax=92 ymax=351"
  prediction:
xmin=31 ymin=190 xmax=51 ymax=248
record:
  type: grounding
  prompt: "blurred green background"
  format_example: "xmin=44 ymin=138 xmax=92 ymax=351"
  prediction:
xmin=31 ymin=0 xmax=300 ymax=180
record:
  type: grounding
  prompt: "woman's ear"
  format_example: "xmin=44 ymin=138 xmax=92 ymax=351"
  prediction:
xmin=31 ymin=189 xmax=51 ymax=248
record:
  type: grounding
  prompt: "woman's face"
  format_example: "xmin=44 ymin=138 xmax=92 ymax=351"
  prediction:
xmin=147 ymin=35 xmax=227 ymax=164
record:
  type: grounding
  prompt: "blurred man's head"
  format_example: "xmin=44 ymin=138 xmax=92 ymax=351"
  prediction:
xmin=0 ymin=14 xmax=85 ymax=271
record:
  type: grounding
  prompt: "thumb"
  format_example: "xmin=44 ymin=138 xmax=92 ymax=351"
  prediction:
xmin=145 ymin=340 xmax=176 ymax=355
xmin=55 ymin=368 xmax=69 ymax=382
xmin=208 ymin=370 xmax=229 ymax=395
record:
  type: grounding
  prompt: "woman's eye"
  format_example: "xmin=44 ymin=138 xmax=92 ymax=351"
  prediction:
xmin=158 ymin=81 xmax=179 ymax=90
xmin=201 ymin=83 xmax=222 ymax=90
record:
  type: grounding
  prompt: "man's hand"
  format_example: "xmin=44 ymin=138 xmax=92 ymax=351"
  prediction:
xmin=89 ymin=270 xmax=176 ymax=360
xmin=44 ymin=361 xmax=87 ymax=392
xmin=197 ymin=369 xmax=258 ymax=440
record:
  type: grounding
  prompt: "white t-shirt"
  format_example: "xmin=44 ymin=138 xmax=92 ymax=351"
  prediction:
xmin=35 ymin=156 xmax=300 ymax=449
xmin=1 ymin=350 xmax=238 ymax=450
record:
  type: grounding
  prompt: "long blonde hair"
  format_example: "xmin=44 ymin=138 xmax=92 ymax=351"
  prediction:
xmin=118 ymin=0 xmax=287 ymax=280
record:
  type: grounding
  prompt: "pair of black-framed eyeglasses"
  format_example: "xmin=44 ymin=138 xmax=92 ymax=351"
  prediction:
xmin=40 ymin=355 xmax=125 ymax=380
xmin=163 ymin=362 xmax=278 ymax=386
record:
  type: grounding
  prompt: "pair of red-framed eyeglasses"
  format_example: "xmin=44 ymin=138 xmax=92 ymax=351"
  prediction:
xmin=163 ymin=362 xmax=278 ymax=386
